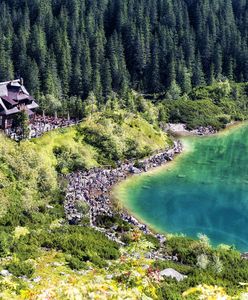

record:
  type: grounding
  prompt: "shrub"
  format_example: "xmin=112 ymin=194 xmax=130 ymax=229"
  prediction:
xmin=53 ymin=145 xmax=87 ymax=173
xmin=144 ymin=234 xmax=160 ymax=250
xmin=39 ymin=226 xmax=120 ymax=267
xmin=121 ymin=233 xmax=133 ymax=245
xmin=6 ymin=260 xmax=35 ymax=278
xmin=11 ymin=243 xmax=40 ymax=261
xmin=95 ymin=215 xmax=132 ymax=232
xmin=197 ymin=254 xmax=209 ymax=269
xmin=164 ymin=237 xmax=199 ymax=265
xmin=65 ymin=255 xmax=87 ymax=270
xmin=0 ymin=231 xmax=10 ymax=257
xmin=81 ymin=126 xmax=122 ymax=162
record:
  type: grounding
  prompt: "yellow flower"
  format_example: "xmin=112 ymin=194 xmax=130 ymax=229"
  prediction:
xmin=13 ymin=226 xmax=30 ymax=240
xmin=65 ymin=287 xmax=83 ymax=300
xmin=183 ymin=285 xmax=231 ymax=300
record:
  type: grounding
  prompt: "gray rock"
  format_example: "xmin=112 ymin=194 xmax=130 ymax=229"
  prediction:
xmin=0 ymin=269 xmax=11 ymax=277
xmin=160 ymin=268 xmax=187 ymax=282
xmin=130 ymin=167 xmax=141 ymax=174
xmin=52 ymin=262 xmax=63 ymax=267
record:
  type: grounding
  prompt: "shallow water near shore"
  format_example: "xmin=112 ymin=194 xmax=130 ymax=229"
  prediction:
xmin=116 ymin=123 xmax=248 ymax=251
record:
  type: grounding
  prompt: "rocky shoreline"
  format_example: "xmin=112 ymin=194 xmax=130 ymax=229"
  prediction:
xmin=165 ymin=123 xmax=217 ymax=136
xmin=65 ymin=140 xmax=183 ymax=247
xmin=64 ymin=126 xmax=248 ymax=259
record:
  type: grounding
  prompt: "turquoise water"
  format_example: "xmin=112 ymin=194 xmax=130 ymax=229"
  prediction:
xmin=118 ymin=124 xmax=248 ymax=251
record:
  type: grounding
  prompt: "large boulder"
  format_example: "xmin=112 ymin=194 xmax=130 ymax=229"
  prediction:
xmin=160 ymin=268 xmax=187 ymax=282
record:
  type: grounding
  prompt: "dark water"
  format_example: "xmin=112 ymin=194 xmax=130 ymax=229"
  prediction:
xmin=118 ymin=124 xmax=248 ymax=251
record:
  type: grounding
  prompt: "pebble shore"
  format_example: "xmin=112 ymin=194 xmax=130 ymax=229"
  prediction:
xmin=165 ymin=123 xmax=216 ymax=136
xmin=65 ymin=140 xmax=183 ymax=246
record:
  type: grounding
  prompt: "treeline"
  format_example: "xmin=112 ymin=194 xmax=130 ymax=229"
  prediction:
xmin=0 ymin=0 xmax=248 ymax=105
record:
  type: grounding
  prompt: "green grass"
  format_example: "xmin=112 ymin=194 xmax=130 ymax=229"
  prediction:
xmin=0 ymin=110 xmax=173 ymax=299
xmin=30 ymin=111 xmax=170 ymax=169
xmin=0 ymin=110 xmax=170 ymax=221
xmin=29 ymin=126 xmax=99 ymax=169
xmin=1 ymin=104 xmax=248 ymax=299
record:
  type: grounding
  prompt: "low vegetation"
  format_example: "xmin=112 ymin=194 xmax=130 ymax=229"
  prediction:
xmin=163 ymin=81 xmax=248 ymax=130
xmin=1 ymin=85 xmax=248 ymax=298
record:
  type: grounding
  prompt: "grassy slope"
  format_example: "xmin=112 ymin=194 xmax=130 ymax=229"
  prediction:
xmin=1 ymin=110 xmax=248 ymax=299
xmin=0 ymin=134 xmax=57 ymax=219
xmin=0 ymin=110 xmax=170 ymax=220
xmin=30 ymin=126 xmax=99 ymax=169
xmin=0 ymin=111 xmax=172 ymax=299
xmin=30 ymin=110 xmax=170 ymax=171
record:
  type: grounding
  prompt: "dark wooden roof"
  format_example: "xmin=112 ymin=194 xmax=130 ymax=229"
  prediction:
xmin=0 ymin=79 xmax=39 ymax=117
xmin=1 ymin=95 xmax=18 ymax=106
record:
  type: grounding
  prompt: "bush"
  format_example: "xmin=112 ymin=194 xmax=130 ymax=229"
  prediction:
xmin=163 ymin=236 xmax=206 ymax=265
xmin=121 ymin=233 xmax=133 ymax=245
xmin=65 ymin=255 xmax=87 ymax=270
xmin=0 ymin=231 xmax=10 ymax=257
xmin=144 ymin=234 xmax=160 ymax=250
xmin=10 ymin=242 xmax=40 ymax=260
xmin=81 ymin=126 xmax=122 ymax=162
xmin=165 ymin=99 xmax=223 ymax=130
xmin=6 ymin=260 xmax=35 ymax=278
xmin=39 ymin=226 xmax=120 ymax=267
xmin=53 ymin=145 xmax=87 ymax=174
xmin=95 ymin=215 xmax=132 ymax=232
xmin=164 ymin=82 xmax=248 ymax=130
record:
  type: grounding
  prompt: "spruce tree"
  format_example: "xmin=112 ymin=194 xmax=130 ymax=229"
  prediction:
xmin=0 ymin=0 xmax=247 ymax=102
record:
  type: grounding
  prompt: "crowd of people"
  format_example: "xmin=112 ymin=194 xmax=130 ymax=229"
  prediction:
xmin=65 ymin=141 xmax=183 ymax=244
xmin=29 ymin=115 xmax=78 ymax=138
xmin=5 ymin=115 xmax=79 ymax=140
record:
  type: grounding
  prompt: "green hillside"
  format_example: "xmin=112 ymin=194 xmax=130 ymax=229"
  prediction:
xmin=0 ymin=109 xmax=248 ymax=299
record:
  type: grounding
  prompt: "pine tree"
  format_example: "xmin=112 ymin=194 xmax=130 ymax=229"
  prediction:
xmin=148 ymin=39 xmax=161 ymax=93
xmin=192 ymin=52 xmax=205 ymax=86
xmin=81 ymin=38 xmax=92 ymax=98
xmin=214 ymin=44 xmax=223 ymax=78
xmin=71 ymin=48 xmax=82 ymax=96
xmin=0 ymin=0 xmax=247 ymax=101
xmin=44 ymin=51 xmax=62 ymax=100
xmin=92 ymin=69 xmax=103 ymax=103
xmin=24 ymin=58 xmax=40 ymax=98
xmin=102 ymin=59 xmax=112 ymax=98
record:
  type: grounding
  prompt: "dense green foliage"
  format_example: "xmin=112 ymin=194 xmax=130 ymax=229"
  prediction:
xmin=95 ymin=214 xmax=133 ymax=232
xmin=0 ymin=134 xmax=57 ymax=222
xmin=0 ymin=222 xmax=120 ymax=274
xmin=163 ymin=81 xmax=248 ymax=129
xmin=0 ymin=110 xmax=169 ymax=280
xmin=0 ymin=0 xmax=248 ymax=109
xmin=1 ymin=110 xmax=248 ymax=298
xmin=40 ymin=226 xmax=120 ymax=267
xmin=153 ymin=236 xmax=248 ymax=298
xmin=2 ymin=1 xmax=248 ymax=297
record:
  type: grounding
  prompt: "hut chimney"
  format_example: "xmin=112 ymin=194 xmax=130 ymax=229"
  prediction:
xmin=20 ymin=78 xmax=24 ymax=86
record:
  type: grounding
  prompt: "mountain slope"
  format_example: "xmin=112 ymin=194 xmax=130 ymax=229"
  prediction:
xmin=0 ymin=0 xmax=247 ymax=101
